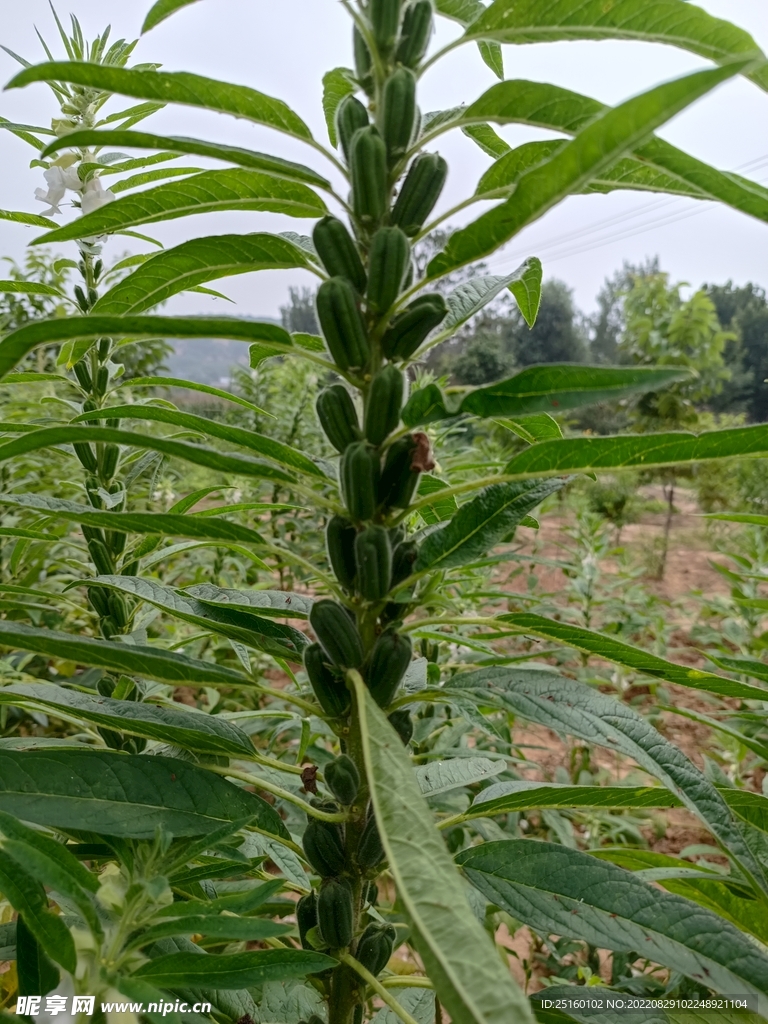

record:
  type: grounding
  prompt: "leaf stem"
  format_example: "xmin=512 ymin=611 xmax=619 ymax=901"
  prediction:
xmin=339 ymin=953 xmax=422 ymax=1024
xmin=208 ymin=764 xmax=348 ymax=822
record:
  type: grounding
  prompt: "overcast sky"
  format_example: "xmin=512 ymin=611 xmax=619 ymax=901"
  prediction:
xmin=2 ymin=0 xmax=768 ymax=320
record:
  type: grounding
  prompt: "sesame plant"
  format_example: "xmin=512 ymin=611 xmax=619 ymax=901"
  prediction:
xmin=4 ymin=2 xmax=768 ymax=1024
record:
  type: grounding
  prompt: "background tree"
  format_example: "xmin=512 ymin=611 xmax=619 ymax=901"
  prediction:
xmin=706 ymin=281 xmax=768 ymax=421
xmin=620 ymin=271 xmax=731 ymax=575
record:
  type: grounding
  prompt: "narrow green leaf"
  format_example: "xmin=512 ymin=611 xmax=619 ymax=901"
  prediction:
xmin=0 ymin=426 xmax=296 ymax=484
xmin=461 ymin=123 xmax=511 ymax=158
xmin=94 ymin=233 xmax=314 ymax=315
xmin=8 ymin=63 xmax=314 ymax=141
xmin=402 ymin=365 xmax=691 ymax=427
xmin=416 ymin=757 xmax=506 ymax=797
xmin=478 ymin=40 xmax=504 ymax=80
xmin=428 ymin=63 xmax=747 ymax=276
xmin=322 ymin=68 xmax=355 ymax=148
xmin=0 ymin=209 xmax=57 ymax=229
xmin=0 ymin=684 xmax=255 ymax=757
xmin=129 ymin=916 xmax=291 ymax=949
xmin=0 ymin=315 xmax=294 ymax=380
xmin=0 ymin=281 xmax=63 ymax=297
xmin=433 ymin=0 xmax=504 ymax=80
xmin=495 ymin=613 xmax=768 ymax=701
xmin=109 ymin=166 xmax=204 ymax=194
xmin=416 ymin=475 xmax=458 ymax=525
xmin=75 ymin=405 xmax=325 ymax=477
xmin=725 ymin=790 xmax=768 ymax=837
xmin=142 ymin=0 xmax=204 ymax=32
xmin=0 ymin=811 xmax=97 ymax=893
xmin=41 ymin=130 xmax=330 ymax=188
xmin=89 ymin=575 xmax=308 ymax=660
xmin=414 ymin=478 xmax=564 ymax=573
xmin=500 ymin=414 xmax=562 ymax=444
xmin=0 ymin=750 xmax=287 ymax=838
xmin=0 ymin=853 xmax=75 ymax=972
xmin=0 ymin=494 xmax=270 ymax=544
xmin=457 ymin=840 xmax=768 ymax=999
xmin=504 ymin=425 xmax=768 ymax=479
xmin=120 ymin=377 xmax=269 ymax=416
xmin=594 ymin=848 xmax=768 ymax=952
xmin=441 ymin=78 xmax=768 ymax=230
xmin=450 ymin=668 xmax=767 ymax=888
xmin=465 ymin=781 xmax=681 ymax=820
xmin=706 ymin=512 xmax=768 ymax=527
xmin=15 ymin=914 xmax=59 ymax=997
xmin=0 ymin=619 xmax=252 ymax=687
xmin=354 ymin=676 xmax=535 ymax=1024
xmin=133 ymin=948 xmax=334 ymax=988
xmin=707 ymin=653 xmax=768 ymax=683
xmin=424 ymin=259 xmax=542 ymax=354
xmin=187 ymin=584 xmax=313 ymax=618
xmin=31 ymin=170 xmax=325 ymax=245
xmin=464 ymin=0 xmax=768 ymax=94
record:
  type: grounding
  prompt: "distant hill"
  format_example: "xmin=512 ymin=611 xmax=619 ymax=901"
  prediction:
xmin=167 ymin=317 xmax=282 ymax=384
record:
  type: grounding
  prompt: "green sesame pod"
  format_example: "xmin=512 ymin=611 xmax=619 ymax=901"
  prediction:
xmin=381 ymin=293 xmax=448 ymax=360
xmin=318 ymin=877 xmax=354 ymax=949
xmin=108 ymin=592 xmax=128 ymax=628
xmin=87 ymin=585 xmax=110 ymax=617
xmin=341 ymin=441 xmax=381 ymax=522
xmin=107 ymin=530 xmax=126 ymax=556
xmin=73 ymin=442 xmax=98 ymax=473
xmin=324 ymin=754 xmax=360 ymax=806
xmin=388 ymin=709 xmax=414 ymax=745
xmin=99 ymin=442 xmax=119 ymax=481
xmin=81 ymin=525 xmax=104 ymax=545
xmin=83 ymin=398 xmax=98 ymax=413
xmin=336 ymin=95 xmax=370 ymax=163
xmin=371 ymin=0 xmax=402 ymax=56
xmin=72 ymin=360 xmax=92 ymax=390
xmin=365 ymin=881 xmax=379 ymax=906
xmin=396 ymin=0 xmax=434 ymax=67
xmin=367 ymin=628 xmax=413 ymax=707
xmin=353 ymin=27 xmax=375 ymax=97
xmin=350 ymin=127 xmax=388 ymax=229
xmin=356 ymin=922 xmax=397 ymax=978
xmin=99 ymin=616 xmax=119 ymax=640
xmin=364 ymin=364 xmax=405 ymax=446
xmin=366 ymin=228 xmax=411 ymax=317
xmin=381 ymin=67 xmax=417 ymax=166
xmin=316 ymin=384 xmax=361 ymax=454
xmin=356 ymin=811 xmax=385 ymax=871
xmin=326 ymin=515 xmax=358 ymax=591
xmin=303 ymin=818 xmax=347 ymax=878
xmin=98 ymin=337 xmax=111 ymax=361
xmin=379 ymin=435 xmax=420 ymax=509
xmin=316 ymin=278 xmax=370 ymax=372
xmin=391 ymin=152 xmax=448 ymax=236
xmin=310 ymin=599 xmax=365 ymax=669
xmin=304 ymin=642 xmax=351 ymax=718
xmin=354 ymin=525 xmax=392 ymax=601
xmin=297 ymin=891 xmax=318 ymax=949
xmin=313 ymin=216 xmax=367 ymax=293
xmin=391 ymin=539 xmax=418 ymax=587
xmin=95 ymin=365 xmax=109 ymax=396
xmin=88 ymin=539 xmax=114 ymax=577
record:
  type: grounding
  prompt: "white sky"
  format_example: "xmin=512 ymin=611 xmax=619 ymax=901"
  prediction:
xmin=2 ymin=0 xmax=768 ymax=319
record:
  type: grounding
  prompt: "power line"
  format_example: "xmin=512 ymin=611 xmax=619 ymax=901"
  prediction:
xmin=482 ymin=153 xmax=768 ymax=274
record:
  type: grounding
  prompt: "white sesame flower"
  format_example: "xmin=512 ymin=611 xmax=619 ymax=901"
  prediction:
xmin=81 ymin=176 xmax=116 ymax=216
xmin=34 ymin=164 xmax=82 ymax=215
xmin=34 ymin=166 xmax=67 ymax=215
